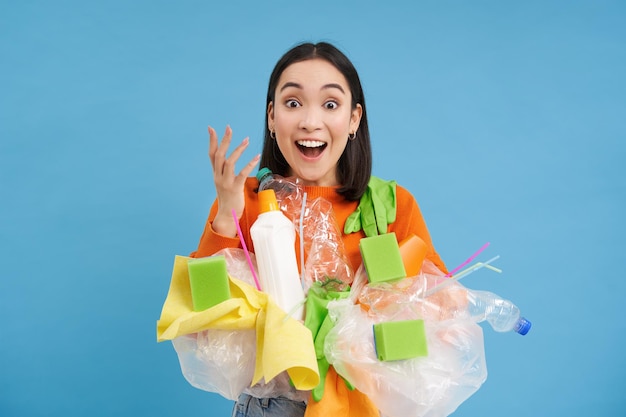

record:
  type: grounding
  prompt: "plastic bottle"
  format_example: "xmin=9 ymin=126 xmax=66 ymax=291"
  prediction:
xmin=257 ymin=167 xmax=278 ymax=191
xmin=250 ymin=189 xmax=305 ymax=321
xmin=257 ymin=167 xmax=298 ymax=199
xmin=465 ymin=289 xmax=531 ymax=335
xmin=256 ymin=168 xmax=304 ymax=218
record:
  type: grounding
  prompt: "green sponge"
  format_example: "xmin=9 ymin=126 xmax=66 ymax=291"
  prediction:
xmin=359 ymin=232 xmax=406 ymax=283
xmin=187 ymin=255 xmax=231 ymax=311
xmin=373 ymin=319 xmax=428 ymax=361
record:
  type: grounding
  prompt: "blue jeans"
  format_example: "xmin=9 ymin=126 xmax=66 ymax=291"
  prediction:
xmin=231 ymin=393 xmax=306 ymax=417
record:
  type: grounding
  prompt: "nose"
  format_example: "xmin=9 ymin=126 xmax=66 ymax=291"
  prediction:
xmin=298 ymin=106 xmax=323 ymax=132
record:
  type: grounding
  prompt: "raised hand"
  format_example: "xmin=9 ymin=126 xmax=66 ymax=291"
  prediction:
xmin=208 ymin=125 xmax=260 ymax=237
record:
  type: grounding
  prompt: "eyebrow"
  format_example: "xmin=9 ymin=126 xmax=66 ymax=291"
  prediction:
xmin=279 ymin=82 xmax=346 ymax=94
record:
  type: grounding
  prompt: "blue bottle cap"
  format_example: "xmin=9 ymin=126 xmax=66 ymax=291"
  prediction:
xmin=256 ymin=167 xmax=272 ymax=182
xmin=514 ymin=317 xmax=532 ymax=335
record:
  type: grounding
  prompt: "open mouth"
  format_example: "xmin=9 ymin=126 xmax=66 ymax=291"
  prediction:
xmin=297 ymin=140 xmax=327 ymax=158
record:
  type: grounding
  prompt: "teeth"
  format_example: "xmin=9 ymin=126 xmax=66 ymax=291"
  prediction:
xmin=297 ymin=140 xmax=325 ymax=148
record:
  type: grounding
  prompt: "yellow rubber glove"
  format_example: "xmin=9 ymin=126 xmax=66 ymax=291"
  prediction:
xmin=344 ymin=176 xmax=397 ymax=237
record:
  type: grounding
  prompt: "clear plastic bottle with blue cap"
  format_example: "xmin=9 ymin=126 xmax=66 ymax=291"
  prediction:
xmin=465 ymin=289 xmax=531 ymax=335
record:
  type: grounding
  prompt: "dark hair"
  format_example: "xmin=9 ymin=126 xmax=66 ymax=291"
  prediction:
xmin=259 ymin=42 xmax=372 ymax=201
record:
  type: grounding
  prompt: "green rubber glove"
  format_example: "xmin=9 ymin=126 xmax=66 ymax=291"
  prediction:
xmin=344 ymin=176 xmax=397 ymax=237
xmin=304 ymin=280 xmax=352 ymax=402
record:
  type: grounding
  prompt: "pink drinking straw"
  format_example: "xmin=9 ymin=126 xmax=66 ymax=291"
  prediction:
xmin=232 ymin=209 xmax=262 ymax=291
xmin=444 ymin=242 xmax=490 ymax=278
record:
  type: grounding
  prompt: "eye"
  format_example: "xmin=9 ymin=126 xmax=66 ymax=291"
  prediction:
xmin=285 ymin=99 xmax=301 ymax=108
xmin=324 ymin=100 xmax=339 ymax=110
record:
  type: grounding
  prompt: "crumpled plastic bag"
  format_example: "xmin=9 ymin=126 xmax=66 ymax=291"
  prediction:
xmin=172 ymin=328 xmax=256 ymax=400
xmin=169 ymin=248 xmax=259 ymax=400
xmin=325 ymin=261 xmax=488 ymax=417
xmin=172 ymin=328 xmax=308 ymax=402
xmin=354 ymin=260 xmax=469 ymax=323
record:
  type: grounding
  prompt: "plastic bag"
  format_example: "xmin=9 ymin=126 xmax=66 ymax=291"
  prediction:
xmin=172 ymin=329 xmax=308 ymax=402
xmin=172 ymin=328 xmax=256 ymax=400
xmin=325 ymin=262 xmax=487 ymax=417
xmin=170 ymin=249 xmax=257 ymax=400
xmin=354 ymin=260 xmax=469 ymax=322
xmin=170 ymin=248 xmax=312 ymax=401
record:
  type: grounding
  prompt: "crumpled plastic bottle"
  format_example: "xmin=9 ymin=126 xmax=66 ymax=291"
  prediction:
xmin=256 ymin=167 xmax=303 ymax=221
xmin=464 ymin=289 xmax=531 ymax=335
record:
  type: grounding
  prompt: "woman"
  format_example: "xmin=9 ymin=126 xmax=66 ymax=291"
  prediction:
xmin=192 ymin=42 xmax=446 ymax=417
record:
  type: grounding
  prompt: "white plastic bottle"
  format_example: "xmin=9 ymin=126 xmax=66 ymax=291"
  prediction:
xmin=250 ymin=189 xmax=305 ymax=321
xmin=466 ymin=289 xmax=532 ymax=335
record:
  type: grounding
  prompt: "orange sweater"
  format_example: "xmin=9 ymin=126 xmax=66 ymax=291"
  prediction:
xmin=192 ymin=177 xmax=446 ymax=274
xmin=191 ymin=176 xmax=446 ymax=416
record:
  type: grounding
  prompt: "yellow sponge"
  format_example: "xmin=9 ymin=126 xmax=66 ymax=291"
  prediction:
xmin=187 ymin=255 xmax=231 ymax=311
xmin=359 ymin=232 xmax=406 ymax=283
xmin=373 ymin=319 xmax=428 ymax=361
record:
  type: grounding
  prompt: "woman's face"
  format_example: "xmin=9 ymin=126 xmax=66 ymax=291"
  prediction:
xmin=268 ymin=59 xmax=362 ymax=186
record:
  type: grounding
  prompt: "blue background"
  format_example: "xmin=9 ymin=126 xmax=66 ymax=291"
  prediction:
xmin=2 ymin=1 xmax=624 ymax=416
